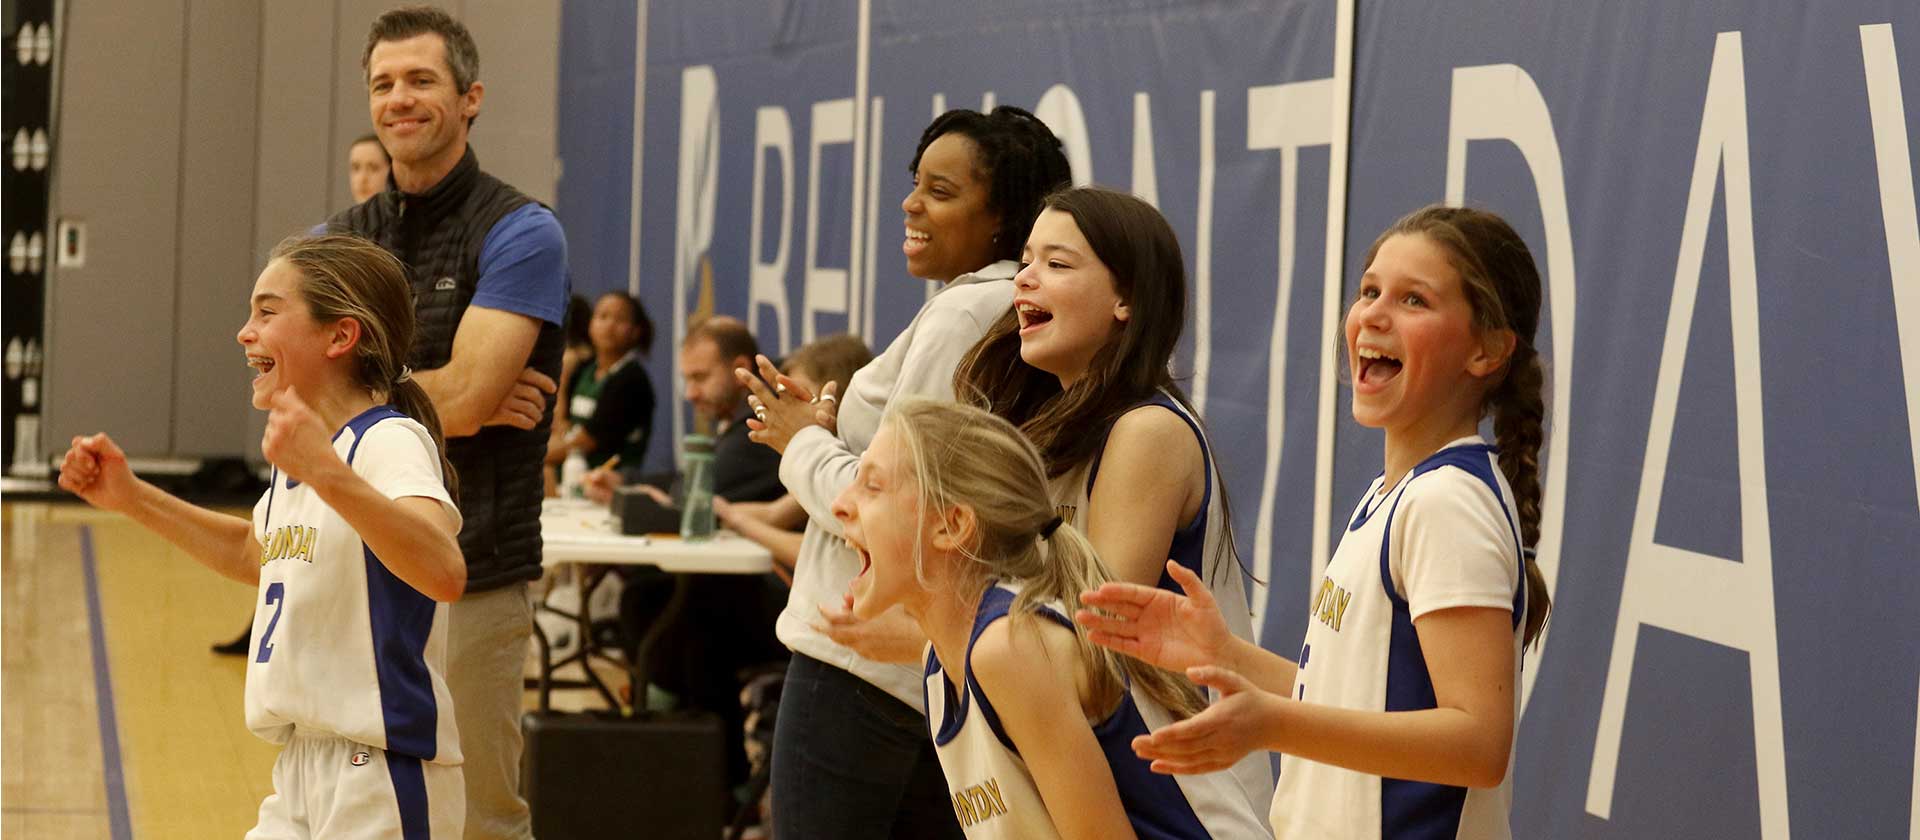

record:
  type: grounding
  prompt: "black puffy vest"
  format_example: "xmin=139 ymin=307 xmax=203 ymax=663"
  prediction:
xmin=328 ymin=146 xmax=564 ymax=592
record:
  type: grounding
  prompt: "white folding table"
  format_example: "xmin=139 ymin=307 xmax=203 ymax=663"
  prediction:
xmin=535 ymin=499 xmax=772 ymax=712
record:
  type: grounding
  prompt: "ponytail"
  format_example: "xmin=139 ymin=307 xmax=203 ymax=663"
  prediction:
xmin=1010 ymin=521 xmax=1205 ymax=720
xmin=390 ymin=377 xmax=459 ymax=506
xmin=1491 ymin=345 xmax=1548 ymax=648
xmin=889 ymin=399 xmax=1204 ymax=720
xmin=271 ymin=233 xmax=459 ymax=503
xmin=1366 ymin=205 xmax=1553 ymax=649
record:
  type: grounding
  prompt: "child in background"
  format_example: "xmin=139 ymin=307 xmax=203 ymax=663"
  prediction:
xmin=550 ymin=291 xmax=656 ymax=471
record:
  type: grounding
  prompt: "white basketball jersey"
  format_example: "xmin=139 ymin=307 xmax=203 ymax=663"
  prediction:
xmin=1272 ymin=437 xmax=1524 ymax=839
xmin=925 ymin=583 xmax=1269 ymax=840
xmin=1047 ymin=391 xmax=1274 ymax=820
xmin=246 ymin=406 xmax=463 ymax=765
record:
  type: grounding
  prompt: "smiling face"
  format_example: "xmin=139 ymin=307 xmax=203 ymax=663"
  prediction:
xmin=1013 ymin=208 xmax=1130 ymax=386
xmin=366 ymin=33 xmax=479 ymax=179
xmin=900 ymin=133 xmax=1001 ymax=282
xmin=1345 ymin=233 xmax=1505 ymax=436
xmin=236 ymin=260 xmax=338 ymax=410
xmin=831 ymin=423 xmax=937 ymax=620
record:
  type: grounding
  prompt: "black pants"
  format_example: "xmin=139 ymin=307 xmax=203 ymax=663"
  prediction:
xmin=770 ymin=653 xmax=964 ymax=839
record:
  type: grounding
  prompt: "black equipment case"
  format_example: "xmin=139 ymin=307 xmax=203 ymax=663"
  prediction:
xmin=520 ymin=709 xmax=727 ymax=838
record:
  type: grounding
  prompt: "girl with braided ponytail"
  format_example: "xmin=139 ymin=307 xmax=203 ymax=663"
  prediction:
xmin=1079 ymin=206 xmax=1550 ymax=838
xmin=831 ymin=398 xmax=1266 ymax=839
xmin=58 ymin=233 xmax=468 ymax=837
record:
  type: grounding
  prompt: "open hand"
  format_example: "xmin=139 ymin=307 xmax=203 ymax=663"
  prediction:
xmin=737 ymin=354 xmax=824 ymax=454
xmin=815 ymin=597 xmax=926 ymax=664
xmin=57 ymin=432 xmax=137 ymax=512
xmin=1130 ymin=665 xmax=1282 ymax=775
xmin=1077 ymin=560 xmax=1234 ymax=675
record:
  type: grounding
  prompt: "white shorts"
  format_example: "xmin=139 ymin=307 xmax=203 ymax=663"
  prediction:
xmin=245 ymin=729 xmax=463 ymax=839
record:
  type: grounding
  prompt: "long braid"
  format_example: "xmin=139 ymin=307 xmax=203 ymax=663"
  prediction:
xmin=1492 ymin=345 xmax=1548 ymax=647
xmin=1368 ymin=205 xmax=1553 ymax=648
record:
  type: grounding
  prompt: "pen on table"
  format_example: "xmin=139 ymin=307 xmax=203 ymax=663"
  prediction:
xmin=579 ymin=454 xmax=620 ymax=519
xmin=588 ymin=454 xmax=620 ymax=482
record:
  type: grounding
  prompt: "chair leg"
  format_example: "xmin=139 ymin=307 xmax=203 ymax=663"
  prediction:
xmin=724 ymin=766 xmax=774 ymax=840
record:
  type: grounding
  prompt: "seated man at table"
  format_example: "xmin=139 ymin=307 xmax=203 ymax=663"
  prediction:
xmin=588 ymin=315 xmax=786 ymax=787
xmin=586 ymin=314 xmax=783 ymax=508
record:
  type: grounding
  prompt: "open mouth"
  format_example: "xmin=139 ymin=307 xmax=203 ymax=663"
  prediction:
xmin=1356 ymin=346 xmax=1402 ymax=386
xmin=903 ymin=226 xmax=930 ymax=257
xmin=844 ymin=542 xmax=876 ymax=610
xmin=844 ymin=534 xmax=873 ymax=581
xmin=1016 ymin=302 xmax=1053 ymax=333
xmin=247 ymin=355 xmax=275 ymax=379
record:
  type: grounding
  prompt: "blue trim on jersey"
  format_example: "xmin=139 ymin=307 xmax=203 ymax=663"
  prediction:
xmin=343 ymin=405 xmax=408 ymax=461
xmin=965 ymin=587 xmax=1075 ymax=755
xmin=265 ymin=466 xmax=279 ymax=524
xmin=1373 ymin=443 xmax=1523 ymax=838
xmin=281 ymin=404 xmax=403 ymax=490
xmin=1347 ymin=472 xmax=1392 ymax=532
xmin=365 ymin=543 xmax=441 ymax=759
xmin=385 ymin=752 xmax=432 ymax=840
xmin=1082 ymin=393 xmax=1215 ymax=591
xmin=927 ymin=647 xmax=971 ymax=747
xmin=940 ymin=585 xmax=1214 ymax=840
xmin=342 ymin=406 xmax=444 ymax=761
xmin=1091 ymin=695 xmax=1215 ymax=840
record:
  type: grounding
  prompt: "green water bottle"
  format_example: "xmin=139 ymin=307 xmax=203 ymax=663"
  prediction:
xmin=679 ymin=434 xmax=716 ymax=541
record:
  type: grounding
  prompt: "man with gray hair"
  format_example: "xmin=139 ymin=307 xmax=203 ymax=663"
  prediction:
xmin=327 ymin=6 xmax=567 ymax=838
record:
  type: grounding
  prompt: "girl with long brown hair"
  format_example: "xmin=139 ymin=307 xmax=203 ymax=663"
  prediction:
xmin=1079 ymin=206 xmax=1553 ymax=839
xmin=954 ymin=185 xmax=1274 ymax=815
xmin=57 ymin=233 xmax=467 ymax=837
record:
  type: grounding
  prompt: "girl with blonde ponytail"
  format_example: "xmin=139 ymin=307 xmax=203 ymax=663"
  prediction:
xmin=828 ymin=398 xmax=1266 ymax=840
xmin=1081 ymin=206 xmax=1551 ymax=839
xmin=57 ymin=233 xmax=468 ymax=837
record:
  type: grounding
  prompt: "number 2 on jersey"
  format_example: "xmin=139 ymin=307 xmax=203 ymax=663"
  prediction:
xmin=254 ymin=582 xmax=285 ymax=663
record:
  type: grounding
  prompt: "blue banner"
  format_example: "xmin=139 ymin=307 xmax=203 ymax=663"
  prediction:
xmin=558 ymin=1 xmax=1920 ymax=834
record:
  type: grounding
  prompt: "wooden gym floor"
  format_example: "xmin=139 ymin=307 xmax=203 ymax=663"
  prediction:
xmin=1 ymin=500 xmax=621 ymax=839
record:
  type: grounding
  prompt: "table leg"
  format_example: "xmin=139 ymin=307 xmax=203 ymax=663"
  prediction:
xmin=530 ymin=567 xmax=623 ymax=711
xmin=629 ymin=572 xmax=695 ymax=716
